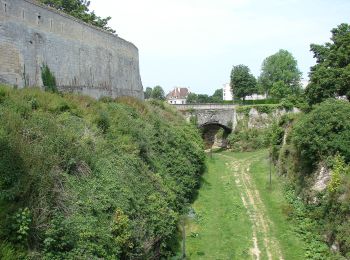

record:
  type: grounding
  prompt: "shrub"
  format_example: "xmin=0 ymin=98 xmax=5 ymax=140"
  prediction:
xmin=0 ymin=241 xmax=25 ymax=260
xmin=95 ymin=111 xmax=110 ymax=133
xmin=0 ymin=86 xmax=9 ymax=103
xmin=41 ymin=64 xmax=57 ymax=93
xmin=12 ymin=208 xmax=32 ymax=244
xmin=280 ymin=98 xmax=294 ymax=111
xmin=236 ymin=104 xmax=281 ymax=115
xmin=292 ymin=99 xmax=350 ymax=169
xmin=328 ymin=155 xmax=348 ymax=193
xmin=275 ymin=99 xmax=350 ymax=258
xmin=0 ymin=85 xmax=205 ymax=258
xmin=228 ymin=128 xmax=270 ymax=152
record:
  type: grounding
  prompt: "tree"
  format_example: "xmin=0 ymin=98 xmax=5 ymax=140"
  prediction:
xmin=270 ymin=81 xmax=291 ymax=99
xmin=151 ymin=86 xmax=165 ymax=100
xmin=187 ymin=90 xmax=223 ymax=104
xmin=197 ymin=94 xmax=210 ymax=103
xmin=258 ymin=49 xmax=301 ymax=98
xmin=230 ymin=65 xmax=257 ymax=101
xmin=39 ymin=0 xmax=116 ymax=33
xmin=293 ymin=99 xmax=350 ymax=168
xmin=305 ymin=23 xmax=350 ymax=105
xmin=186 ymin=93 xmax=198 ymax=104
xmin=211 ymin=89 xmax=223 ymax=103
xmin=144 ymin=87 xmax=153 ymax=99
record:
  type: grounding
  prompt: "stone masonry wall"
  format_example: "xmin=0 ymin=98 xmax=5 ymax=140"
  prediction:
xmin=0 ymin=0 xmax=144 ymax=99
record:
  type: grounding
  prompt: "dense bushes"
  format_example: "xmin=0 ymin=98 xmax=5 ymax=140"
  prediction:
xmin=0 ymin=85 xmax=205 ymax=259
xmin=273 ymin=99 xmax=350 ymax=258
xmin=41 ymin=65 xmax=57 ymax=93
xmin=228 ymin=128 xmax=270 ymax=152
xmin=293 ymin=99 xmax=350 ymax=169
xmin=228 ymin=106 xmax=291 ymax=152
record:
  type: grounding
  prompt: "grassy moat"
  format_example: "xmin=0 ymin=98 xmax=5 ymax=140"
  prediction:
xmin=180 ymin=150 xmax=307 ymax=259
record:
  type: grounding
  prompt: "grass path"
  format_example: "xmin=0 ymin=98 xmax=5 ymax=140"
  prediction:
xmin=182 ymin=150 xmax=307 ymax=259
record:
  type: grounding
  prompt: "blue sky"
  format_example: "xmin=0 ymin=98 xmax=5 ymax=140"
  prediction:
xmin=90 ymin=0 xmax=350 ymax=95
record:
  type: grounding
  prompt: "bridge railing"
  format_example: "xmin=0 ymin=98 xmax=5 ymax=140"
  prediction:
xmin=172 ymin=104 xmax=236 ymax=110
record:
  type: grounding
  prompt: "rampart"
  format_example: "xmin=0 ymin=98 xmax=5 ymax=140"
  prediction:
xmin=0 ymin=0 xmax=144 ymax=99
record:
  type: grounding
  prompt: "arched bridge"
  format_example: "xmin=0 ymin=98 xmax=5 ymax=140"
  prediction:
xmin=173 ymin=104 xmax=237 ymax=133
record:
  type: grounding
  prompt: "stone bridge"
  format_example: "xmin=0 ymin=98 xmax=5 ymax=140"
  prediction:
xmin=174 ymin=104 xmax=237 ymax=133
xmin=174 ymin=103 xmax=298 ymax=148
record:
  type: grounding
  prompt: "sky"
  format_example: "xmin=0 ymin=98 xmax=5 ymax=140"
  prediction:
xmin=90 ymin=0 xmax=350 ymax=95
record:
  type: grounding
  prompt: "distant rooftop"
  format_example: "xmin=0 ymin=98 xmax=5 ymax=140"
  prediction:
xmin=166 ymin=87 xmax=189 ymax=99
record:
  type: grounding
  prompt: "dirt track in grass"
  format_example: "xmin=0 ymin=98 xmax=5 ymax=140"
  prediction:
xmin=183 ymin=150 xmax=307 ymax=260
xmin=221 ymin=153 xmax=284 ymax=260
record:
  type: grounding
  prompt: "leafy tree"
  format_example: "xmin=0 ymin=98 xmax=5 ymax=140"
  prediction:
xmin=211 ymin=89 xmax=223 ymax=103
xmin=292 ymin=99 xmax=350 ymax=169
xmin=270 ymin=81 xmax=291 ymax=99
xmin=151 ymin=85 xmax=165 ymax=100
xmin=39 ymin=0 xmax=116 ymax=33
xmin=187 ymin=90 xmax=223 ymax=104
xmin=186 ymin=93 xmax=198 ymax=103
xmin=144 ymin=87 xmax=153 ymax=99
xmin=258 ymin=49 xmax=301 ymax=98
xmin=305 ymin=23 xmax=350 ymax=105
xmin=230 ymin=65 xmax=257 ymax=101
xmin=197 ymin=94 xmax=210 ymax=103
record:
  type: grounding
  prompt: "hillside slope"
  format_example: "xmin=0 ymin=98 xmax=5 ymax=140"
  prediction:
xmin=272 ymin=100 xmax=350 ymax=258
xmin=0 ymin=86 xmax=205 ymax=259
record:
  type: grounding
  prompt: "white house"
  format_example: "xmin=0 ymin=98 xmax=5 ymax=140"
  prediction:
xmin=223 ymin=83 xmax=233 ymax=101
xmin=245 ymin=93 xmax=267 ymax=100
xmin=223 ymin=82 xmax=267 ymax=101
xmin=166 ymin=87 xmax=189 ymax=105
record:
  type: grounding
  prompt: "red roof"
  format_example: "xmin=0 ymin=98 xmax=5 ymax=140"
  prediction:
xmin=166 ymin=87 xmax=189 ymax=99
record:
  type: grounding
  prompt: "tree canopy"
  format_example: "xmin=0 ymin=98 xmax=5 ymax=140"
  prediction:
xmin=258 ymin=49 xmax=301 ymax=99
xmin=293 ymin=99 xmax=350 ymax=168
xmin=305 ymin=23 xmax=350 ymax=105
xmin=150 ymin=85 xmax=165 ymax=100
xmin=211 ymin=89 xmax=223 ymax=103
xmin=39 ymin=0 xmax=116 ymax=33
xmin=186 ymin=89 xmax=223 ymax=104
xmin=144 ymin=87 xmax=153 ymax=99
xmin=230 ymin=65 xmax=257 ymax=100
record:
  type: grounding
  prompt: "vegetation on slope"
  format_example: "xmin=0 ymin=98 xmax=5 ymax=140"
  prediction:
xmin=227 ymin=103 xmax=297 ymax=152
xmin=272 ymin=100 xmax=350 ymax=258
xmin=0 ymin=85 xmax=205 ymax=259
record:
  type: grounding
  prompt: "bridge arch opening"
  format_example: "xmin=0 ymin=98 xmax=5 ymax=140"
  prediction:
xmin=199 ymin=123 xmax=232 ymax=149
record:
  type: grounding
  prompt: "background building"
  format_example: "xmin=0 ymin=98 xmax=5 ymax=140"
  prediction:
xmin=245 ymin=93 xmax=267 ymax=100
xmin=223 ymin=83 xmax=267 ymax=101
xmin=166 ymin=87 xmax=189 ymax=104
xmin=223 ymin=83 xmax=233 ymax=101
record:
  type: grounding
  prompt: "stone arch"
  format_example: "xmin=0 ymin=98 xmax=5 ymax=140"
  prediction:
xmin=199 ymin=122 xmax=231 ymax=149
xmin=200 ymin=122 xmax=232 ymax=133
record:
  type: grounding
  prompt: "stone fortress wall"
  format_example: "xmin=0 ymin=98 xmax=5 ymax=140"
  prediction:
xmin=0 ymin=0 xmax=144 ymax=99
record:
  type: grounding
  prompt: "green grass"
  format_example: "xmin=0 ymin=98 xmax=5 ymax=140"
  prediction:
xmin=181 ymin=149 xmax=307 ymax=259
xmin=182 ymin=154 xmax=252 ymax=259
xmin=246 ymin=149 xmax=307 ymax=259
